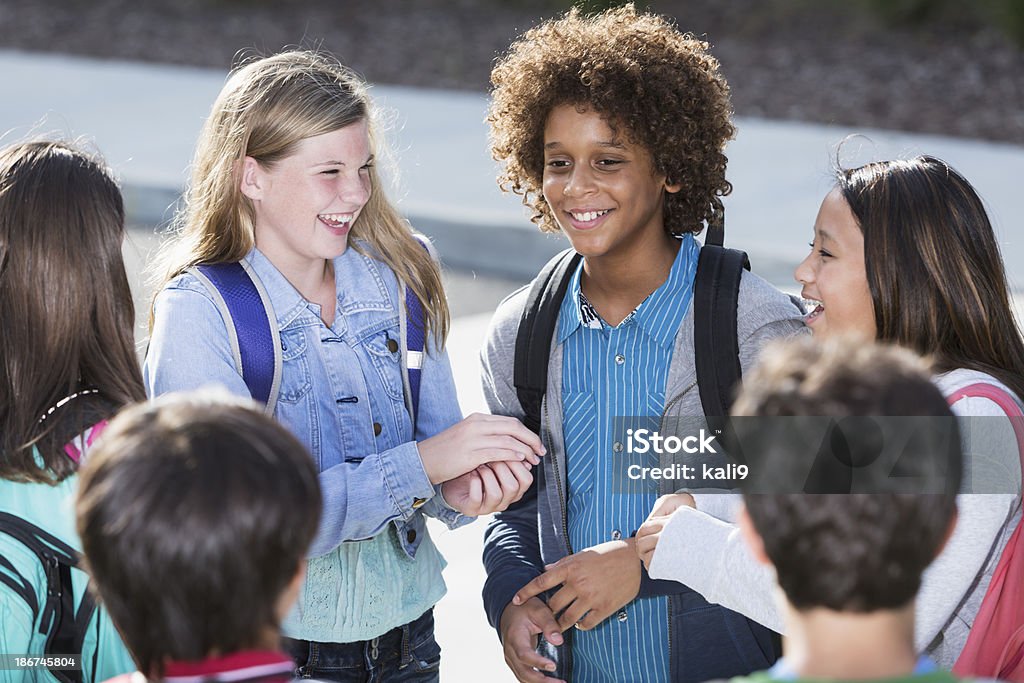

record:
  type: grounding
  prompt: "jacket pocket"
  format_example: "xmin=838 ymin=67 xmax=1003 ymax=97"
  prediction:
xmin=278 ymin=328 xmax=313 ymax=403
xmin=364 ymin=329 xmax=405 ymax=402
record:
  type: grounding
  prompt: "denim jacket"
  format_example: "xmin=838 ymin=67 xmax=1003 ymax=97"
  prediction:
xmin=480 ymin=267 xmax=806 ymax=682
xmin=145 ymin=242 xmax=469 ymax=639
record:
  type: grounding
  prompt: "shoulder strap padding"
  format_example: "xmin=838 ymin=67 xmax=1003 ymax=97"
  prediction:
xmin=0 ymin=512 xmax=90 ymax=683
xmin=403 ymin=235 xmax=431 ymax=427
xmin=694 ymin=245 xmax=750 ymax=419
xmin=190 ymin=262 xmax=282 ymax=416
xmin=948 ymin=382 xmax=1024 ymax=469
xmin=514 ymin=249 xmax=582 ymax=434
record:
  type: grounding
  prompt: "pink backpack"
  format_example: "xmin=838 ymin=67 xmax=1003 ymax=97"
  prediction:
xmin=949 ymin=383 xmax=1024 ymax=682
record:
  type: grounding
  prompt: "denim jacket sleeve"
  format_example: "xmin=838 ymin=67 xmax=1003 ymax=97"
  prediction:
xmin=145 ymin=280 xmax=438 ymax=556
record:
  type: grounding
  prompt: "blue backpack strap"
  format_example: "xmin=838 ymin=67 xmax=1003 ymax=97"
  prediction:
xmin=190 ymin=261 xmax=282 ymax=415
xmin=405 ymin=286 xmax=426 ymax=424
xmin=401 ymin=235 xmax=432 ymax=428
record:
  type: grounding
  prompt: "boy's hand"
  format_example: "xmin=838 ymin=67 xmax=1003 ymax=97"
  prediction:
xmin=441 ymin=461 xmax=534 ymax=516
xmin=512 ymin=540 xmax=641 ymax=631
xmin=636 ymin=493 xmax=695 ymax=569
xmin=418 ymin=413 xmax=545 ymax=484
xmin=499 ymin=597 xmax=565 ymax=683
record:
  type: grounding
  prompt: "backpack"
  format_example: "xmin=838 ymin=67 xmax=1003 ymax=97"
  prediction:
xmin=512 ymin=226 xmax=784 ymax=678
xmin=513 ymin=222 xmax=750 ymax=432
xmin=0 ymin=392 xmax=119 ymax=683
xmin=189 ymin=241 xmax=429 ymax=424
xmin=949 ymin=382 xmax=1024 ymax=682
xmin=0 ymin=512 xmax=97 ymax=683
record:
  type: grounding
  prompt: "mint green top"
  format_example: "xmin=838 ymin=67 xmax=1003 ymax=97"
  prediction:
xmin=284 ymin=528 xmax=447 ymax=642
xmin=0 ymin=462 xmax=136 ymax=682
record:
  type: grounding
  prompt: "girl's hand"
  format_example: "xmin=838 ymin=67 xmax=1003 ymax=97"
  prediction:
xmin=635 ymin=493 xmax=695 ymax=569
xmin=441 ymin=460 xmax=534 ymax=516
xmin=418 ymin=413 xmax=544 ymax=484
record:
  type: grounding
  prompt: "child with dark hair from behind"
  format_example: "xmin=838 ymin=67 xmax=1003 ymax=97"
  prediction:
xmin=728 ymin=336 xmax=982 ymax=683
xmin=76 ymin=391 xmax=322 ymax=683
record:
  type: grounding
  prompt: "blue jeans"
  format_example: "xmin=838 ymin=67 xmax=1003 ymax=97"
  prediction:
xmin=283 ymin=609 xmax=440 ymax=682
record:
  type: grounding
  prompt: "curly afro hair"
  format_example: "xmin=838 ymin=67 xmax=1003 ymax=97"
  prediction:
xmin=489 ymin=4 xmax=736 ymax=235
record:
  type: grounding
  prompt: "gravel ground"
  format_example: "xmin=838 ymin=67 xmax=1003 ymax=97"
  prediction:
xmin=1 ymin=0 xmax=1022 ymax=144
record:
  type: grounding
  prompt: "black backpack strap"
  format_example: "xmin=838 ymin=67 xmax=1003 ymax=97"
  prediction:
xmin=694 ymin=245 xmax=750 ymax=420
xmin=58 ymin=588 xmax=97 ymax=683
xmin=513 ymin=249 xmax=582 ymax=434
xmin=705 ymin=198 xmax=726 ymax=248
xmin=47 ymin=561 xmax=82 ymax=682
xmin=0 ymin=552 xmax=39 ymax=620
xmin=0 ymin=512 xmax=90 ymax=683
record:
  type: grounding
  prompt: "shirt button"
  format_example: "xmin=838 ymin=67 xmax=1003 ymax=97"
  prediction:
xmin=615 ymin=354 xmax=625 ymax=365
xmin=613 ymin=441 xmax=624 ymax=453
xmin=412 ymin=497 xmax=427 ymax=509
xmin=617 ymin=610 xmax=628 ymax=622
xmin=386 ymin=338 xmax=399 ymax=353
xmin=611 ymin=529 xmax=622 ymax=541
xmin=407 ymin=529 xmax=417 ymax=544
xmin=373 ymin=422 xmax=382 ymax=436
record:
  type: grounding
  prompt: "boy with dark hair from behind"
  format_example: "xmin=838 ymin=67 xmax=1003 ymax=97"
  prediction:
xmin=732 ymin=336 xmax=966 ymax=682
xmin=76 ymin=391 xmax=322 ymax=683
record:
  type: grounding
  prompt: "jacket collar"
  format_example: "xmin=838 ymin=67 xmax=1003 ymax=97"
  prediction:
xmin=243 ymin=242 xmax=395 ymax=331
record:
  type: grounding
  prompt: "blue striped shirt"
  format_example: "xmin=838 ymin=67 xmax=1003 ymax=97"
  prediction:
xmin=558 ymin=235 xmax=700 ymax=682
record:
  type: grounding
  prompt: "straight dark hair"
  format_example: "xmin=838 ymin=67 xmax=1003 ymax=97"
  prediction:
xmin=76 ymin=391 xmax=322 ymax=678
xmin=0 ymin=140 xmax=145 ymax=483
xmin=838 ymin=155 xmax=1024 ymax=401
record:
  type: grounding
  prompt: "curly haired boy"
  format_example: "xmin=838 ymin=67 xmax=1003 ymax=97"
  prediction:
xmin=480 ymin=5 xmax=805 ymax=682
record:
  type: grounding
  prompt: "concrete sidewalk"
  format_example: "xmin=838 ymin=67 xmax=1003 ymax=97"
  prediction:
xmin=2 ymin=49 xmax=1023 ymax=287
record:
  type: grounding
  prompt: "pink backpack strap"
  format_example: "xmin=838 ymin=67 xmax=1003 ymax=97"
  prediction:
xmin=950 ymin=382 xmax=1024 ymax=680
xmin=63 ymin=419 xmax=110 ymax=465
xmin=947 ymin=382 xmax=1024 ymax=467
xmin=949 ymin=382 xmax=1024 ymax=418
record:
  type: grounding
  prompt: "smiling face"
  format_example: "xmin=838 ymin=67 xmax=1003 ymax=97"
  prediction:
xmin=794 ymin=188 xmax=877 ymax=340
xmin=541 ymin=104 xmax=680 ymax=261
xmin=241 ymin=121 xmax=372 ymax=274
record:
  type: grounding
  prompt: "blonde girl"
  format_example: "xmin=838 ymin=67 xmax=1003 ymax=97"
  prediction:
xmin=145 ymin=50 xmax=542 ymax=681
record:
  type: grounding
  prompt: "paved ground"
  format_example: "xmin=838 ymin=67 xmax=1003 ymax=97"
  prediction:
xmin=3 ymin=0 xmax=1023 ymax=144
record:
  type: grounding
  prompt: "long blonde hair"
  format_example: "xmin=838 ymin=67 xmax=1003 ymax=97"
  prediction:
xmin=151 ymin=50 xmax=449 ymax=343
